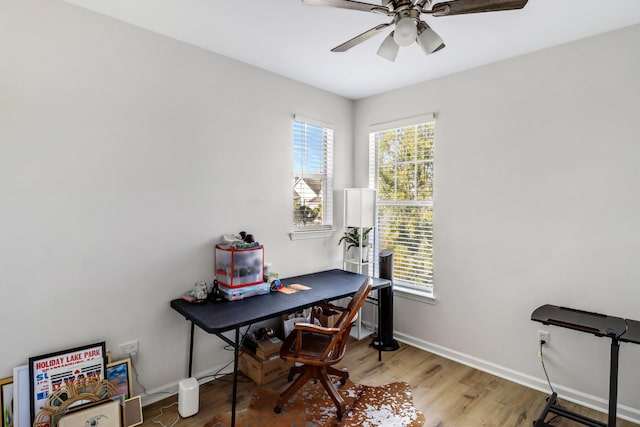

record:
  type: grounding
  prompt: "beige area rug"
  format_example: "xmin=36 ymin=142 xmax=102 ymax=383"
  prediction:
xmin=204 ymin=378 xmax=425 ymax=427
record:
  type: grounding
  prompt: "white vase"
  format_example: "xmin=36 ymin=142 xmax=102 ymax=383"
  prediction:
xmin=347 ymin=245 xmax=369 ymax=262
xmin=358 ymin=245 xmax=369 ymax=262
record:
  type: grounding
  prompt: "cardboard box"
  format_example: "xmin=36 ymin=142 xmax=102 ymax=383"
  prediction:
xmin=239 ymin=352 xmax=292 ymax=385
xmin=257 ymin=337 xmax=283 ymax=359
xmin=244 ymin=336 xmax=283 ymax=360
xmin=313 ymin=307 xmax=342 ymax=328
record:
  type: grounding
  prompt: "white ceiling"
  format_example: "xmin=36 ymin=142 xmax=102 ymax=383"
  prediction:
xmin=64 ymin=0 xmax=640 ymax=99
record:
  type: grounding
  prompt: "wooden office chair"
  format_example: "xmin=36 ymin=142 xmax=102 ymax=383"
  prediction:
xmin=274 ymin=278 xmax=372 ymax=419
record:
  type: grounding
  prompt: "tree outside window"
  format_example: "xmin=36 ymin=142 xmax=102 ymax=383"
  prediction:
xmin=293 ymin=118 xmax=333 ymax=230
xmin=370 ymin=118 xmax=434 ymax=292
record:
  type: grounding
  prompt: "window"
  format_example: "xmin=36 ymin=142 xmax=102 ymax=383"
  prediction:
xmin=369 ymin=114 xmax=434 ymax=293
xmin=292 ymin=116 xmax=334 ymax=231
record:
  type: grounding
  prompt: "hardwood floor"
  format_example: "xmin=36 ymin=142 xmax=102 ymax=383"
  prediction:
xmin=142 ymin=338 xmax=638 ymax=427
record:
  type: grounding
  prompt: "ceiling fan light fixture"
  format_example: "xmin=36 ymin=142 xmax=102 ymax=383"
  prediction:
xmin=417 ymin=22 xmax=445 ymax=55
xmin=377 ymin=32 xmax=399 ymax=61
xmin=393 ymin=17 xmax=417 ymax=47
xmin=304 ymin=0 xmax=531 ymax=60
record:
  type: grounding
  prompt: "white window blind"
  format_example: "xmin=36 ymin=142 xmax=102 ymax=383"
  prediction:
xmin=369 ymin=115 xmax=434 ymax=292
xmin=293 ymin=116 xmax=334 ymax=230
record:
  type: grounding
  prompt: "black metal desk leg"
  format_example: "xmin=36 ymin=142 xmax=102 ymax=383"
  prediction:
xmin=377 ymin=306 xmax=382 ymax=361
xmin=188 ymin=321 xmax=195 ymax=377
xmin=608 ymin=338 xmax=620 ymax=427
xmin=533 ymin=392 xmax=557 ymax=427
xmin=231 ymin=327 xmax=240 ymax=427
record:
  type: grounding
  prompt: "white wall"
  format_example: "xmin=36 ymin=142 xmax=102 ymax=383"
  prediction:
xmin=0 ymin=0 xmax=352 ymax=398
xmin=354 ymin=24 xmax=640 ymax=421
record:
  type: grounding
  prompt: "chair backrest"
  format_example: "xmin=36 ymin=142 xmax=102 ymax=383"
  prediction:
xmin=322 ymin=278 xmax=372 ymax=362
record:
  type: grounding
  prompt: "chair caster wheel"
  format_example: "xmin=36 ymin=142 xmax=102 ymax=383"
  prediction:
xmin=274 ymin=406 xmax=281 ymax=414
xmin=340 ymin=378 xmax=347 ymax=385
xmin=287 ymin=374 xmax=294 ymax=382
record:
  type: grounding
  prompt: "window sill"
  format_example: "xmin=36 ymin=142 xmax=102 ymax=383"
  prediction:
xmin=288 ymin=229 xmax=337 ymax=241
xmin=394 ymin=286 xmax=436 ymax=305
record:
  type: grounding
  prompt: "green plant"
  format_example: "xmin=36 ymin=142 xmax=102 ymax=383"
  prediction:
xmin=338 ymin=227 xmax=372 ymax=250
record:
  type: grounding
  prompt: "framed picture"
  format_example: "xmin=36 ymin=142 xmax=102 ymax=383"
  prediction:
xmin=57 ymin=399 xmax=121 ymax=427
xmin=1 ymin=377 xmax=13 ymax=427
xmin=29 ymin=342 xmax=106 ymax=427
xmin=12 ymin=365 xmax=28 ymax=427
xmin=124 ymin=397 xmax=142 ymax=427
xmin=106 ymin=359 xmax=132 ymax=400
xmin=51 ymin=396 xmax=124 ymax=427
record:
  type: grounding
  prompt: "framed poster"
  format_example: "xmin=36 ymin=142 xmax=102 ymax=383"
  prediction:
xmin=1 ymin=377 xmax=13 ymax=427
xmin=57 ymin=399 xmax=121 ymax=427
xmin=106 ymin=360 xmax=132 ymax=400
xmin=29 ymin=342 xmax=106 ymax=427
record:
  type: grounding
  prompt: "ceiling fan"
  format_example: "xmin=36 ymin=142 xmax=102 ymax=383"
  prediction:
xmin=303 ymin=0 xmax=529 ymax=61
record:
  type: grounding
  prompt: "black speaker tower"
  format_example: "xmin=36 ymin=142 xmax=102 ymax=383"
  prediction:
xmin=371 ymin=249 xmax=400 ymax=353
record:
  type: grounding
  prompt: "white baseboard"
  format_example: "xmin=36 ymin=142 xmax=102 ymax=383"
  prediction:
xmin=393 ymin=331 xmax=640 ymax=425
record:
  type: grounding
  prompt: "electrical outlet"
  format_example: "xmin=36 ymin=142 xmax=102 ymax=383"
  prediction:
xmin=118 ymin=340 xmax=139 ymax=358
xmin=538 ymin=330 xmax=550 ymax=346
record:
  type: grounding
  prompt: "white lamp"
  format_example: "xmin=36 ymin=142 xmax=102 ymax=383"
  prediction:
xmin=393 ymin=17 xmax=417 ymax=47
xmin=344 ymin=188 xmax=376 ymax=229
xmin=416 ymin=22 xmax=445 ymax=55
xmin=377 ymin=33 xmax=399 ymax=62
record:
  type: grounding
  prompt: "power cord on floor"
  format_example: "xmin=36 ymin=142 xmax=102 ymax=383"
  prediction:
xmin=539 ymin=340 xmax=562 ymax=424
xmin=132 ymin=323 xmax=255 ymax=427
xmin=197 ymin=325 xmax=253 ymax=383
xmin=129 ymin=353 xmax=173 ymax=398
xmin=539 ymin=340 xmax=555 ymax=395
xmin=128 ymin=325 xmax=254 ymax=397
xmin=152 ymin=402 xmax=179 ymax=427
xmin=196 ymin=355 xmax=251 ymax=384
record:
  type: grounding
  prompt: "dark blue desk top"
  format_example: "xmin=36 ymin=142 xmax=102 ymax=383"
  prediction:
xmin=170 ymin=269 xmax=390 ymax=334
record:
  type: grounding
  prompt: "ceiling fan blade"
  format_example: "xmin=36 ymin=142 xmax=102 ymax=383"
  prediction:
xmin=377 ymin=33 xmax=399 ymax=61
xmin=430 ymin=0 xmax=528 ymax=16
xmin=331 ymin=22 xmax=392 ymax=52
xmin=302 ymin=0 xmax=387 ymax=13
xmin=416 ymin=22 xmax=445 ymax=55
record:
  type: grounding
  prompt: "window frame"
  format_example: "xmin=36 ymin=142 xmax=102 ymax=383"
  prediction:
xmin=291 ymin=115 xmax=334 ymax=236
xmin=369 ymin=114 xmax=435 ymax=298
